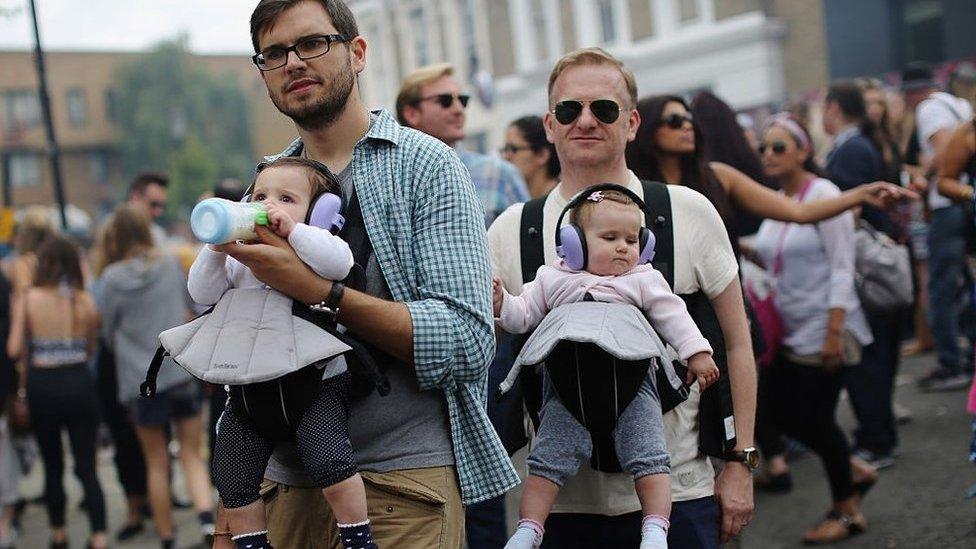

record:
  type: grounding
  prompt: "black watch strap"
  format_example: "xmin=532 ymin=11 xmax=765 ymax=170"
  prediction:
xmin=312 ymin=281 xmax=345 ymax=320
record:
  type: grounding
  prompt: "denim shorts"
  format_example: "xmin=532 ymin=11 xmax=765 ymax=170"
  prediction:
xmin=130 ymin=381 xmax=203 ymax=426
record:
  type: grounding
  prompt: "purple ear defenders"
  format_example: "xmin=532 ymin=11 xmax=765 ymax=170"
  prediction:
xmin=555 ymin=183 xmax=655 ymax=270
xmin=247 ymin=158 xmax=346 ymax=234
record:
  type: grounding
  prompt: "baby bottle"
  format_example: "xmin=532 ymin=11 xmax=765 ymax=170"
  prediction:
xmin=190 ymin=198 xmax=268 ymax=244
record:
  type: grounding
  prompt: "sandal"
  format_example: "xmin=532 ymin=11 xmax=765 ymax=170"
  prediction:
xmin=801 ymin=511 xmax=866 ymax=545
xmin=756 ymin=472 xmax=793 ymax=493
xmin=853 ymin=475 xmax=877 ymax=497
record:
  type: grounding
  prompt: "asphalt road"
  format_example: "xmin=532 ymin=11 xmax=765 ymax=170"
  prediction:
xmin=12 ymin=352 xmax=976 ymax=548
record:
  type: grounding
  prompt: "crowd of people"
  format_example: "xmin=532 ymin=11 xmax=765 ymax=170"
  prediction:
xmin=0 ymin=1 xmax=974 ymax=548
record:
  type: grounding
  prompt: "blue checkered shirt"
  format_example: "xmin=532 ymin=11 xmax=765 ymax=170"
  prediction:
xmin=265 ymin=110 xmax=518 ymax=505
xmin=457 ymin=149 xmax=530 ymax=227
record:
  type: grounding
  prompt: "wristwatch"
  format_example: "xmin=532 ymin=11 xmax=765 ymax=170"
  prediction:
xmin=725 ymin=447 xmax=760 ymax=471
xmin=310 ymin=281 xmax=345 ymax=321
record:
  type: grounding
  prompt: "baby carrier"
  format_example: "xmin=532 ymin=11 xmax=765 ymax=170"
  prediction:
xmin=141 ymin=177 xmax=390 ymax=442
xmin=502 ymin=181 xmax=737 ymax=467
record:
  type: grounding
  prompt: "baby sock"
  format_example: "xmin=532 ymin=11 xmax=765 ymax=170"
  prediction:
xmin=640 ymin=514 xmax=670 ymax=549
xmin=337 ymin=520 xmax=378 ymax=549
xmin=232 ymin=531 xmax=274 ymax=549
xmin=504 ymin=518 xmax=545 ymax=549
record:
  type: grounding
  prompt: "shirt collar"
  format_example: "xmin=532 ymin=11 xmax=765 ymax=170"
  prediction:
xmin=833 ymin=124 xmax=860 ymax=149
xmin=266 ymin=108 xmax=401 ymax=162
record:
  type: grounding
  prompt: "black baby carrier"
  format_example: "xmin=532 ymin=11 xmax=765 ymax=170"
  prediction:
xmin=501 ymin=181 xmax=737 ymax=469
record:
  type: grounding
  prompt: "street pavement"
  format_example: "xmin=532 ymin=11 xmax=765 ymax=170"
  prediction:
xmin=13 ymin=351 xmax=976 ymax=548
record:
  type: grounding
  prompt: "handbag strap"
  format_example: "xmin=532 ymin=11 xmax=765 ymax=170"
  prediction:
xmin=773 ymin=177 xmax=817 ymax=275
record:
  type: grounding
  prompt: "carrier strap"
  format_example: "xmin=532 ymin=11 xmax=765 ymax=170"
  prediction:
xmin=519 ymin=196 xmax=547 ymax=284
xmin=140 ymin=305 xmax=215 ymax=398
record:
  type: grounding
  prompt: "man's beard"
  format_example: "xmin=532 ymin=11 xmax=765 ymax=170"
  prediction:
xmin=272 ymin=61 xmax=356 ymax=131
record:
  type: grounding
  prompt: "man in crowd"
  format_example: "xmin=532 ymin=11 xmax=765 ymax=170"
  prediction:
xmin=126 ymin=172 xmax=169 ymax=244
xmin=396 ymin=63 xmax=529 ymax=226
xmin=908 ymin=62 xmax=975 ymax=391
xmin=213 ymin=1 xmax=517 ymax=547
xmin=395 ymin=63 xmax=529 ymax=549
xmin=822 ymin=81 xmax=901 ymax=469
xmin=487 ymin=47 xmax=756 ymax=548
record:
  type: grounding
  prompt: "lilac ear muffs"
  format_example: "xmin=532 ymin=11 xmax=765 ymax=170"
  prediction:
xmin=555 ymin=183 xmax=656 ymax=270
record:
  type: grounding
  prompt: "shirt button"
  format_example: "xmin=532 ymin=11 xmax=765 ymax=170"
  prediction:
xmin=386 ymin=505 xmax=395 ymax=513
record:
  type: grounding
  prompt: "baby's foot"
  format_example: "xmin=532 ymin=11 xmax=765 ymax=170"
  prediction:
xmin=640 ymin=514 xmax=669 ymax=549
xmin=504 ymin=519 xmax=544 ymax=549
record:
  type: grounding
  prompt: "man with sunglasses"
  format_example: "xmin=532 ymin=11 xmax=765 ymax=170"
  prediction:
xmin=396 ymin=63 xmax=528 ymax=549
xmin=210 ymin=2 xmax=518 ymax=548
xmin=396 ymin=63 xmax=529 ymax=227
xmin=487 ymin=47 xmax=756 ymax=548
xmin=127 ymin=172 xmax=169 ymax=244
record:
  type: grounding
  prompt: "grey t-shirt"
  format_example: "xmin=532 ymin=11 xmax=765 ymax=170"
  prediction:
xmin=263 ymin=160 xmax=454 ymax=487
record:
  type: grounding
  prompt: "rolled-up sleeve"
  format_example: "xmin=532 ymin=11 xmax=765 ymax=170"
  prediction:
xmin=406 ymin=153 xmax=495 ymax=391
xmin=815 ymin=186 xmax=859 ymax=310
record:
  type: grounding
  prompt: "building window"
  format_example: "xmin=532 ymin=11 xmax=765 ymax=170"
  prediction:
xmin=409 ymin=6 xmax=430 ymax=66
xmin=531 ymin=0 xmax=550 ymax=61
xmin=901 ymin=0 xmax=945 ymax=64
xmin=679 ymin=0 xmax=699 ymax=22
xmin=597 ymin=0 xmax=617 ymax=43
xmin=3 ymin=91 xmax=41 ymax=133
xmin=458 ymin=0 xmax=481 ymax=74
xmin=104 ymin=89 xmax=120 ymax=123
xmin=66 ymin=88 xmax=87 ymax=127
xmin=89 ymin=151 xmax=109 ymax=183
xmin=10 ymin=154 xmax=41 ymax=188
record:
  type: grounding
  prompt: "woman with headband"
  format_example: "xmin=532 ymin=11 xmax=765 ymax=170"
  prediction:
xmin=751 ymin=115 xmax=875 ymax=544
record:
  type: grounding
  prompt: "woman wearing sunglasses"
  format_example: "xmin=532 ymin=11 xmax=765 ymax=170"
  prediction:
xmin=625 ymin=96 xmax=912 ymax=248
xmin=750 ymin=115 xmax=876 ymax=544
xmin=500 ymin=116 xmax=560 ymax=199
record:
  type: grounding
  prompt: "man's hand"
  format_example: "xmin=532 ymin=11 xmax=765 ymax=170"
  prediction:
xmin=715 ymin=461 xmax=754 ymax=542
xmin=212 ymin=226 xmax=327 ymax=304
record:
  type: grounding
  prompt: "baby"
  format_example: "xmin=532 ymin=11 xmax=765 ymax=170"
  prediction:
xmin=495 ymin=189 xmax=720 ymax=549
xmin=187 ymin=157 xmax=374 ymax=549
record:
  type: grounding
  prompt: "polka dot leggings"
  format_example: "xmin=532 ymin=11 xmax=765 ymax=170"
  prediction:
xmin=212 ymin=373 xmax=357 ymax=509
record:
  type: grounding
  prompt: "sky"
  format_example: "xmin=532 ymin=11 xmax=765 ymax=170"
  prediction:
xmin=0 ymin=0 xmax=259 ymax=54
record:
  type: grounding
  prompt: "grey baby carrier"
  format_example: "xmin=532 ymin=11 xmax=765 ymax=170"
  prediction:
xmin=141 ymin=287 xmax=389 ymax=441
xmin=498 ymin=300 xmax=689 ymax=472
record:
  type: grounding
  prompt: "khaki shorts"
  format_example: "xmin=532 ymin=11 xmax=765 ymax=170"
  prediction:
xmin=260 ymin=466 xmax=465 ymax=549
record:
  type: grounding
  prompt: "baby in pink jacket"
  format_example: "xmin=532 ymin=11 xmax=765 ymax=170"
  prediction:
xmin=494 ymin=189 xmax=719 ymax=549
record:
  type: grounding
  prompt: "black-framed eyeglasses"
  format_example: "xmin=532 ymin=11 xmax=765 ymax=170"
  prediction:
xmin=416 ymin=93 xmax=470 ymax=109
xmin=759 ymin=140 xmax=788 ymax=155
xmin=252 ymin=34 xmax=351 ymax=71
xmin=552 ymin=99 xmax=622 ymax=125
xmin=660 ymin=113 xmax=694 ymax=130
xmin=499 ymin=144 xmax=532 ymax=155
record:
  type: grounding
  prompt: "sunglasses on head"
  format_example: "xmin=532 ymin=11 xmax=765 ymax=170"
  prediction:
xmin=552 ymin=99 xmax=622 ymax=125
xmin=659 ymin=113 xmax=693 ymax=130
xmin=759 ymin=140 xmax=788 ymax=155
xmin=418 ymin=93 xmax=470 ymax=109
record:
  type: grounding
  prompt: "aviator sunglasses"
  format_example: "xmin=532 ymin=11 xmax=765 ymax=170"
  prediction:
xmin=552 ymin=99 xmax=622 ymax=125
xmin=417 ymin=93 xmax=471 ymax=109
xmin=759 ymin=140 xmax=788 ymax=155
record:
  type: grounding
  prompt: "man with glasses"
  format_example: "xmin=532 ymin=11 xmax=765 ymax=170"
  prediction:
xmin=487 ymin=47 xmax=756 ymax=548
xmin=396 ymin=63 xmax=528 ymax=549
xmin=126 ymin=172 xmax=168 ymax=244
xmin=211 ymin=1 xmax=517 ymax=548
xmin=396 ymin=63 xmax=529 ymax=227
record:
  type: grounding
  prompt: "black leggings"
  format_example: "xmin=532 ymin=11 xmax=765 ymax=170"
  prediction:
xmin=757 ymin=357 xmax=854 ymax=501
xmin=95 ymin=342 xmax=147 ymax=497
xmin=27 ymin=364 xmax=107 ymax=532
xmin=212 ymin=373 xmax=356 ymax=509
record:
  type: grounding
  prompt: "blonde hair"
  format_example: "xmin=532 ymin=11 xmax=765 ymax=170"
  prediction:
xmin=396 ymin=63 xmax=455 ymax=124
xmin=92 ymin=206 xmax=155 ymax=276
xmin=547 ymin=47 xmax=638 ymax=108
xmin=569 ymin=189 xmax=639 ymax=228
xmin=15 ymin=206 xmax=55 ymax=255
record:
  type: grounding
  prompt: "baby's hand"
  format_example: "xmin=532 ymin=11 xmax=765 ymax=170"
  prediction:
xmin=686 ymin=352 xmax=720 ymax=391
xmin=492 ymin=276 xmax=504 ymax=317
xmin=265 ymin=203 xmax=296 ymax=238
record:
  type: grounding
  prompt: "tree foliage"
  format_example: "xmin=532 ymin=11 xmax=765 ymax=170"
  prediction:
xmin=114 ymin=36 xmax=254 ymax=216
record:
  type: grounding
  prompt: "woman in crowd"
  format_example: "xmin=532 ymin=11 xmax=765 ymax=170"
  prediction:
xmin=6 ymin=235 xmax=107 ymax=549
xmin=858 ymin=78 xmax=905 ymax=184
xmin=8 ymin=207 xmax=55 ymax=294
xmin=624 ymin=95 xmax=910 ymax=247
xmin=752 ymin=116 xmax=876 ymax=543
xmin=93 ymin=207 xmax=214 ymax=549
xmin=501 ymin=115 xmax=560 ymax=198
